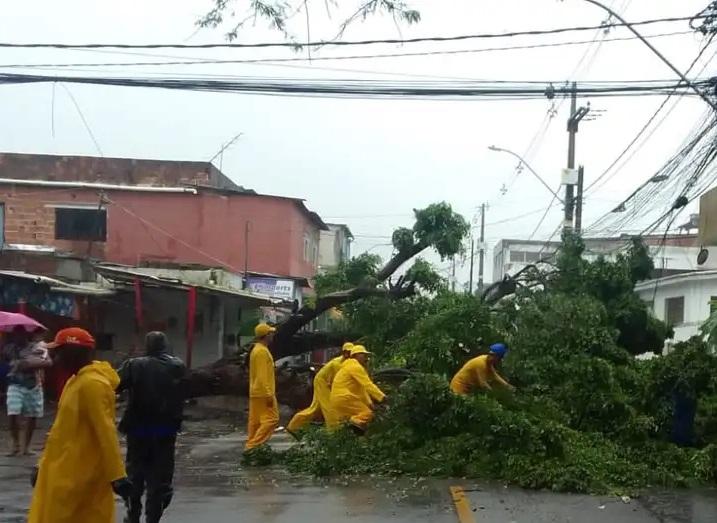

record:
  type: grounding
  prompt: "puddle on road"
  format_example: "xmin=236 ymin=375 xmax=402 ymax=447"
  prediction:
xmin=638 ymin=488 xmax=717 ymax=522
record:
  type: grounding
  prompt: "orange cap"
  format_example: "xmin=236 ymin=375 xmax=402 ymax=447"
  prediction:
xmin=47 ymin=327 xmax=95 ymax=350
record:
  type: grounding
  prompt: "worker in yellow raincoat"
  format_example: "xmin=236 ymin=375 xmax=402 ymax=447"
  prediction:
xmin=245 ymin=323 xmax=279 ymax=450
xmin=286 ymin=342 xmax=354 ymax=438
xmin=329 ymin=345 xmax=386 ymax=435
xmin=450 ymin=343 xmax=514 ymax=394
xmin=28 ymin=327 xmax=131 ymax=523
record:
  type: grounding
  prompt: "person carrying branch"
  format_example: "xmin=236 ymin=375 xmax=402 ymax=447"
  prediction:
xmin=450 ymin=343 xmax=514 ymax=394
xmin=330 ymin=345 xmax=386 ymax=435
xmin=245 ymin=323 xmax=279 ymax=450
xmin=286 ymin=342 xmax=354 ymax=438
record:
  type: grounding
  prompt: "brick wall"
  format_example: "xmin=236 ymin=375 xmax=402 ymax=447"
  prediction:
xmin=0 ymin=251 xmax=58 ymax=274
xmin=1 ymin=187 xmax=106 ymax=258
xmin=0 ymin=153 xmax=240 ymax=190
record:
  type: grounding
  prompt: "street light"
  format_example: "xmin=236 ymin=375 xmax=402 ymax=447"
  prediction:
xmin=488 ymin=145 xmax=564 ymax=203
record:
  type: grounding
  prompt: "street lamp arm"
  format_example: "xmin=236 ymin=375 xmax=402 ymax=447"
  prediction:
xmin=581 ymin=0 xmax=717 ymax=111
xmin=488 ymin=146 xmax=565 ymax=203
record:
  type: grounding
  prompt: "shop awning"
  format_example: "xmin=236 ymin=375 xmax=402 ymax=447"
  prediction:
xmin=93 ymin=265 xmax=278 ymax=306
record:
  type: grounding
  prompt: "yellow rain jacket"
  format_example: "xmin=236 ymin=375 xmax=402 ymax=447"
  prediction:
xmin=450 ymin=354 xmax=510 ymax=394
xmin=28 ymin=361 xmax=126 ymax=523
xmin=329 ymin=358 xmax=385 ymax=430
xmin=287 ymin=356 xmax=346 ymax=432
xmin=246 ymin=342 xmax=279 ymax=450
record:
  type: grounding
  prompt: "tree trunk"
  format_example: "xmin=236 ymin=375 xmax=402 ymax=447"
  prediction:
xmin=183 ymin=243 xmax=425 ymax=405
xmin=271 ymin=282 xmax=415 ymax=359
xmin=183 ymin=359 xmax=315 ymax=411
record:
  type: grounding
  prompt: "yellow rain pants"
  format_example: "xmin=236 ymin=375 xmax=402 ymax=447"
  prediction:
xmin=450 ymin=354 xmax=510 ymax=394
xmin=246 ymin=342 xmax=279 ymax=450
xmin=329 ymin=358 xmax=385 ymax=431
xmin=287 ymin=356 xmax=345 ymax=432
xmin=28 ymin=361 xmax=126 ymax=523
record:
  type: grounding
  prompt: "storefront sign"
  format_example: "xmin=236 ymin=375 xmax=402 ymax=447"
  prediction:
xmin=246 ymin=277 xmax=295 ymax=301
xmin=0 ymin=279 xmax=76 ymax=317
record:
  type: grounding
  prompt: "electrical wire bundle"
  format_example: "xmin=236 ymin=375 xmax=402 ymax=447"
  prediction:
xmin=0 ymin=72 xmax=711 ymax=101
xmin=584 ymin=107 xmax=717 ymax=239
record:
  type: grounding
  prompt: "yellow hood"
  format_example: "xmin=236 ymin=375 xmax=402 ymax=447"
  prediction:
xmin=78 ymin=360 xmax=121 ymax=390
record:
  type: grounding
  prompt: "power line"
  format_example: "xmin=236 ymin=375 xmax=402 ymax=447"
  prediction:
xmin=491 ymin=0 xmax=632 ymax=217
xmin=584 ymin=43 xmax=715 ymax=193
xmin=0 ymin=15 xmax=704 ymax=50
xmin=0 ymin=72 xmax=706 ymax=101
xmin=0 ymin=30 xmax=691 ymax=71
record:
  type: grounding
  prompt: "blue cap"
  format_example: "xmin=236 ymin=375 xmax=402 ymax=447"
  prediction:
xmin=489 ymin=343 xmax=507 ymax=357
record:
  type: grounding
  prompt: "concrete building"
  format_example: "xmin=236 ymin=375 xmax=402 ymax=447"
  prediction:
xmin=318 ymin=223 xmax=353 ymax=269
xmin=634 ymin=270 xmax=717 ymax=342
xmin=492 ymin=234 xmax=702 ymax=282
xmin=0 ymin=152 xmax=330 ymax=369
xmin=0 ymin=152 xmax=327 ymax=281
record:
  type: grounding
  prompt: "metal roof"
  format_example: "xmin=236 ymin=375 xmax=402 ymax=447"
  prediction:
xmin=0 ymin=270 xmax=115 ymax=296
xmin=93 ymin=265 xmax=279 ymax=305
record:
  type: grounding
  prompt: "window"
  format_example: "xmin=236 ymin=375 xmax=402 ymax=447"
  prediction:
xmin=525 ymin=251 xmax=541 ymax=262
xmin=54 ymin=207 xmax=107 ymax=242
xmin=664 ymin=296 xmax=685 ymax=326
xmin=509 ymin=250 xmax=525 ymax=263
xmin=303 ymin=233 xmax=311 ymax=261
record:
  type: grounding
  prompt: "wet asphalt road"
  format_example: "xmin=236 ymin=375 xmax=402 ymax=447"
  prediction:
xmin=3 ymin=409 xmax=717 ymax=522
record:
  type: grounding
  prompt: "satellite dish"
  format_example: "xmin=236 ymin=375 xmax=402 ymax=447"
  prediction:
xmin=697 ymin=248 xmax=709 ymax=266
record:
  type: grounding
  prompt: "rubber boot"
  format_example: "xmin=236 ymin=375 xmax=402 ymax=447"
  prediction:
xmin=348 ymin=423 xmax=366 ymax=436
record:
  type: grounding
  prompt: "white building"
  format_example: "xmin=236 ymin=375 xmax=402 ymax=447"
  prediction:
xmin=492 ymin=234 xmax=702 ymax=282
xmin=318 ymin=223 xmax=353 ymax=269
xmin=635 ymin=270 xmax=717 ymax=342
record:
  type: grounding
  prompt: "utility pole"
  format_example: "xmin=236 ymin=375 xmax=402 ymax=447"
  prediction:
xmin=451 ymin=256 xmax=456 ymax=292
xmin=477 ymin=203 xmax=486 ymax=293
xmin=242 ymin=220 xmax=251 ymax=289
xmin=564 ymin=82 xmax=590 ymax=236
xmin=575 ymin=165 xmax=585 ymax=234
xmin=468 ymin=237 xmax=475 ymax=294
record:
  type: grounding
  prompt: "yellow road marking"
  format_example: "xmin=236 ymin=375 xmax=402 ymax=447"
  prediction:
xmin=450 ymin=486 xmax=476 ymax=523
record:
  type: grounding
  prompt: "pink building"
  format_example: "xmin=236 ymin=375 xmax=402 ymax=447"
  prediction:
xmin=0 ymin=153 xmax=326 ymax=281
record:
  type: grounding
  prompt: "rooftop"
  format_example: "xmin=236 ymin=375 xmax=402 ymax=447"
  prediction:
xmin=494 ymin=233 xmax=698 ymax=251
xmin=634 ymin=268 xmax=717 ymax=291
xmin=0 ymin=152 xmax=328 ymax=231
xmin=324 ymin=223 xmax=354 ymax=239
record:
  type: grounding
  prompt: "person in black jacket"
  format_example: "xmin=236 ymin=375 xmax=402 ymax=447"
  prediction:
xmin=117 ymin=331 xmax=186 ymax=523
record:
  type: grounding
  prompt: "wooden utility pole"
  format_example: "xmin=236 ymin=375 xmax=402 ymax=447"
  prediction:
xmin=242 ymin=221 xmax=251 ymax=289
xmin=451 ymin=257 xmax=456 ymax=292
xmin=477 ymin=203 xmax=486 ymax=293
xmin=575 ymin=165 xmax=585 ymax=234
xmin=564 ymin=83 xmax=590 ymax=236
xmin=468 ymin=237 xmax=475 ymax=294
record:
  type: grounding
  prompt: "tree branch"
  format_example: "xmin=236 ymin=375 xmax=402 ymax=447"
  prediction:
xmin=271 ymin=278 xmax=415 ymax=358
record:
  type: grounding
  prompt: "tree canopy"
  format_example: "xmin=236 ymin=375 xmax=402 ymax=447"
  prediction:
xmin=197 ymin=0 xmax=420 ymax=42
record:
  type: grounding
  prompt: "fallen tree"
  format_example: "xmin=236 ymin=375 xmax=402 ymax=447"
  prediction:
xmin=242 ymin=233 xmax=717 ymax=494
xmin=183 ymin=202 xmax=470 ymax=407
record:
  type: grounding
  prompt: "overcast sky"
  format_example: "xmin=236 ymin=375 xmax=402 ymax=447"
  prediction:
xmin=0 ymin=0 xmax=712 ymax=284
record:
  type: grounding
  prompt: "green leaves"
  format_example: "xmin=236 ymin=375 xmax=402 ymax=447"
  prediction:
xmin=274 ymin=375 xmax=700 ymax=493
xmin=269 ymin=219 xmax=717 ymax=494
xmin=412 ymin=202 xmax=470 ymax=259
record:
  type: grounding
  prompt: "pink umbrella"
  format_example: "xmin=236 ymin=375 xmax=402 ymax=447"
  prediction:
xmin=0 ymin=312 xmax=47 ymax=333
